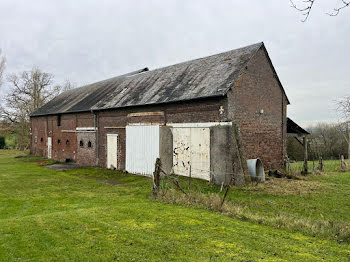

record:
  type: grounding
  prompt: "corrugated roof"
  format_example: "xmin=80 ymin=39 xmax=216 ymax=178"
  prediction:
xmin=31 ymin=42 xmax=278 ymax=116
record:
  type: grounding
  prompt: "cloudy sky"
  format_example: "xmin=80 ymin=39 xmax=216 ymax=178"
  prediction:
xmin=0 ymin=0 xmax=349 ymax=127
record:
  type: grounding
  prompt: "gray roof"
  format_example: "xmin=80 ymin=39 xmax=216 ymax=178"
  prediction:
xmin=31 ymin=42 xmax=287 ymax=116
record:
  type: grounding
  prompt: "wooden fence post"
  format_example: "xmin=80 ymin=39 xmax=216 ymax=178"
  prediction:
xmin=341 ymin=155 xmax=346 ymax=170
xmin=152 ymin=158 xmax=161 ymax=197
xmin=318 ymin=157 xmax=324 ymax=172
xmin=188 ymin=165 xmax=192 ymax=192
xmin=303 ymin=135 xmax=308 ymax=174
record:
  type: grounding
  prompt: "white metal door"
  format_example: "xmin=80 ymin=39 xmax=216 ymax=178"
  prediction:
xmin=47 ymin=137 xmax=52 ymax=159
xmin=173 ymin=127 xmax=210 ymax=180
xmin=107 ymin=134 xmax=118 ymax=169
xmin=126 ymin=125 xmax=160 ymax=175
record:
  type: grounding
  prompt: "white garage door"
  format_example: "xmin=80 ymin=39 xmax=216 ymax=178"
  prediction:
xmin=173 ymin=127 xmax=210 ymax=180
xmin=126 ymin=125 xmax=160 ymax=175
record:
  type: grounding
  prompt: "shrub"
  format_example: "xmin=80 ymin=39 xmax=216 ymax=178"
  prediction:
xmin=0 ymin=137 xmax=5 ymax=149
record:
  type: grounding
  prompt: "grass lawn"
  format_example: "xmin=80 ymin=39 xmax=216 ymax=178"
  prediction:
xmin=0 ymin=150 xmax=349 ymax=261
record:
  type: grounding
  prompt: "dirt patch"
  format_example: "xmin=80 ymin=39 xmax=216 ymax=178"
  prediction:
xmin=72 ymin=174 xmax=123 ymax=186
xmin=244 ymin=177 xmax=325 ymax=195
xmin=45 ymin=163 xmax=82 ymax=171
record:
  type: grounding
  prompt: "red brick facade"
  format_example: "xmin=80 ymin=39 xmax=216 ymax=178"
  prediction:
xmin=30 ymin=48 xmax=288 ymax=170
xmin=97 ymin=98 xmax=226 ymax=170
xmin=227 ymin=48 xmax=287 ymax=169
xmin=31 ymin=112 xmax=95 ymax=163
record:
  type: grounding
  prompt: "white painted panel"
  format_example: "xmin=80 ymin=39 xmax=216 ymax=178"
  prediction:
xmin=126 ymin=125 xmax=160 ymax=175
xmin=190 ymin=128 xmax=210 ymax=180
xmin=47 ymin=137 xmax=52 ymax=159
xmin=107 ymin=134 xmax=118 ymax=169
xmin=173 ymin=128 xmax=210 ymax=181
xmin=173 ymin=128 xmax=191 ymax=176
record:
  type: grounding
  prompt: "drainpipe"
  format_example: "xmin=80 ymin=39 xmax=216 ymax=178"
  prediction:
xmin=93 ymin=110 xmax=99 ymax=166
xmin=281 ymin=90 xmax=285 ymax=168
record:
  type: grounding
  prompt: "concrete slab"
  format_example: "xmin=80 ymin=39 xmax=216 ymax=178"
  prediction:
xmin=45 ymin=163 xmax=82 ymax=171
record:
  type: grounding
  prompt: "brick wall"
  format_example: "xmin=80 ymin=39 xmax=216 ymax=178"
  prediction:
xmin=227 ymin=47 xmax=288 ymax=169
xmin=76 ymin=132 xmax=96 ymax=166
xmin=30 ymin=112 xmax=96 ymax=163
xmin=30 ymin=48 xmax=287 ymax=171
xmin=30 ymin=116 xmax=48 ymax=156
xmin=98 ymin=98 xmax=227 ymax=170
xmin=31 ymin=98 xmax=226 ymax=169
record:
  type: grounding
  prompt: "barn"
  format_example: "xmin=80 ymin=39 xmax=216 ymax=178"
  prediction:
xmin=30 ymin=42 xmax=292 ymax=185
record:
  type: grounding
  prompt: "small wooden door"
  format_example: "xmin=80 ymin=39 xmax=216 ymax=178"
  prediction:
xmin=107 ymin=134 xmax=118 ymax=169
xmin=47 ymin=137 xmax=52 ymax=159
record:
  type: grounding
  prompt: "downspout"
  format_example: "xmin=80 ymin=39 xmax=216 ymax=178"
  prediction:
xmin=30 ymin=117 xmax=33 ymax=154
xmin=46 ymin=116 xmax=49 ymax=157
xmin=93 ymin=110 xmax=99 ymax=166
xmin=281 ymin=89 xmax=285 ymax=167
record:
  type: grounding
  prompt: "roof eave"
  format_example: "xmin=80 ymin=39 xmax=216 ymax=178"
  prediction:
xmin=30 ymin=93 xmax=227 ymax=117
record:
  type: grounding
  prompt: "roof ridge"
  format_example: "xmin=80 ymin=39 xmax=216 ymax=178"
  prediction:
xmin=132 ymin=42 xmax=264 ymax=77
xmin=67 ymin=42 xmax=264 ymax=93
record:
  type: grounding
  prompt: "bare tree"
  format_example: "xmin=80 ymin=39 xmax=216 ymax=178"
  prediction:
xmin=307 ymin=123 xmax=348 ymax=159
xmin=1 ymin=68 xmax=61 ymax=122
xmin=0 ymin=67 xmax=74 ymax=149
xmin=290 ymin=0 xmax=349 ymax=21
xmin=0 ymin=49 xmax=5 ymax=87
xmin=337 ymin=95 xmax=350 ymax=119
xmin=61 ymin=79 xmax=76 ymax=92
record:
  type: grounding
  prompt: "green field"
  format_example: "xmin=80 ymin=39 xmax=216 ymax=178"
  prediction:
xmin=0 ymin=150 xmax=349 ymax=261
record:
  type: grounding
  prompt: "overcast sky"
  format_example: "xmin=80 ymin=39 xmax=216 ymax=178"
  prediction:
xmin=0 ymin=0 xmax=349 ymax=127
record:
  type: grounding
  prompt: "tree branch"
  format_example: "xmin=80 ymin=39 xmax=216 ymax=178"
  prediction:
xmin=291 ymin=0 xmax=349 ymax=21
xmin=327 ymin=0 xmax=350 ymax=16
xmin=290 ymin=0 xmax=315 ymax=22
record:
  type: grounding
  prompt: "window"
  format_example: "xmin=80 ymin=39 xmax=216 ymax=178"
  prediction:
xmin=40 ymin=137 xmax=43 ymax=143
xmin=57 ymin=115 xmax=61 ymax=127
xmin=66 ymin=139 xmax=70 ymax=146
xmin=79 ymin=140 xmax=84 ymax=147
xmin=57 ymin=139 xmax=61 ymax=145
xmin=34 ymin=136 xmax=38 ymax=144
xmin=88 ymin=141 xmax=92 ymax=148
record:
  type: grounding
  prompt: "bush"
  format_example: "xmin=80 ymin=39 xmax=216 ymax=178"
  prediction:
xmin=0 ymin=137 xmax=5 ymax=149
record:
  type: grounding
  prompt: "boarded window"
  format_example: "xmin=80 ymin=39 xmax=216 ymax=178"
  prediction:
xmin=34 ymin=136 xmax=38 ymax=144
